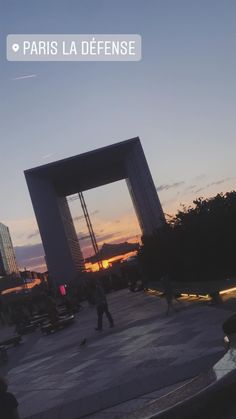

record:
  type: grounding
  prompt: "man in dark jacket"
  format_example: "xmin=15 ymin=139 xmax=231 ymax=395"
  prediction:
xmin=93 ymin=282 xmax=114 ymax=331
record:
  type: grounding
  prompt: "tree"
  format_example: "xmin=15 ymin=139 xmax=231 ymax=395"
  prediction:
xmin=139 ymin=191 xmax=236 ymax=281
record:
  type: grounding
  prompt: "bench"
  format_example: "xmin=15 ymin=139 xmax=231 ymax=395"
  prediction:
xmin=31 ymin=313 xmax=48 ymax=319
xmin=41 ymin=314 xmax=75 ymax=335
xmin=29 ymin=317 xmax=49 ymax=327
xmin=16 ymin=323 xmax=38 ymax=335
xmin=0 ymin=334 xmax=22 ymax=347
xmin=31 ymin=314 xmax=48 ymax=322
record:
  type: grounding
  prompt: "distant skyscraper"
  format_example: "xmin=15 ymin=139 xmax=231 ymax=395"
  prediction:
xmin=0 ymin=222 xmax=19 ymax=277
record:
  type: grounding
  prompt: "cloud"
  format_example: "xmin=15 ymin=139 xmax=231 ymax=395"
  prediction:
xmin=12 ymin=74 xmax=37 ymax=81
xmin=161 ymin=176 xmax=236 ymax=217
xmin=79 ymin=212 xmax=141 ymax=258
xmin=193 ymin=174 xmax=207 ymax=181
xmin=157 ymin=181 xmax=185 ymax=192
xmin=206 ymin=177 xmax=231 ymax=188
xmin=193 ymin=177 xmax=232 ymax=195
xmin=41 ymin=153 xmax=54 ymax=159
xmin=77 ymin=231 xmax=119 ymax=258
xmin=13 ymin=210 xmax=141 ymax=267
xmin=79 ymin=231 xmax=118 ymax=246
xmin=14 ymin=243 xmax=44 ymax=260
xmin=108 ymin=234 xmax=140 ymax=245
xmin=27 ymin=230 xmax=40 ymax=240
xmin=2 ymin=217 xmax=39 ymax=246
xmin=185 ymin=184 xmax=197 ymax=191
xmin=14 ymin=243 xmax=45 ymax=270
xmin=96 ymin=232 xmax=118 ymax=243
xmin=83 ymin=233 xmax=140 ymax=259
xmin=73 ymin=210 xmax=99 ymax=222
xmin=26 ymin=255 xmax=44 ymax=263
xmin=194 ymin=187 xmax=206 ymax=194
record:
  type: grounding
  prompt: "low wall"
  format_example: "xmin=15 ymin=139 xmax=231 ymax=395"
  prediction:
xmin=127 ymin=333 xmax=236 ymax=419
xmin=149 ymin=279 xmax=236 ymax=295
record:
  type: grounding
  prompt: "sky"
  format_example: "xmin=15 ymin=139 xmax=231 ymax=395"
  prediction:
xmin=0 ymin=0 xmax=235 ymax=271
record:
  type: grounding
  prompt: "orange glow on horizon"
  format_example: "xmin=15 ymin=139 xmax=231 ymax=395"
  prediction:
xmin=85 ymin=250 xmax=138 ymax=272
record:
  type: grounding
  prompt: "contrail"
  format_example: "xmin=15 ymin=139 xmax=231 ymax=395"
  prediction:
xmin=12 ymin=74 xmax=37 ymax=81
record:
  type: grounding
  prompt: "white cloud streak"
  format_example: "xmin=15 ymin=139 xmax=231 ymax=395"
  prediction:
xmin=12 ymin=74 xmax=37 ymax=81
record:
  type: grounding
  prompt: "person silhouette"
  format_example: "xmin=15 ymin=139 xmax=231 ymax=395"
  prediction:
xmin=162 ymin=273 xmax=180 ymax=315
xmin=0 ymin=376 xmax=20 ymax=419
xmin=92 ymin=281 xmax=114 ymax=331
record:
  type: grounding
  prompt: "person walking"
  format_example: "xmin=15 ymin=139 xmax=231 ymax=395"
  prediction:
xmin=162 ymin=273 xmax=180 ymax=315
xmin=93 ymin=281 xmax=114 ymax=331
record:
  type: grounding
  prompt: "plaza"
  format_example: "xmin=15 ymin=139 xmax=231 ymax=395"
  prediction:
xmin=1 ymin=288 xmax=233 ymax=419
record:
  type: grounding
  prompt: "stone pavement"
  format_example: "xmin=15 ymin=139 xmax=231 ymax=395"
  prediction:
xmin=0 ymin=289 xmax=233 ymax=419
xmin=85 ymin=379 xmax=193 ymax=418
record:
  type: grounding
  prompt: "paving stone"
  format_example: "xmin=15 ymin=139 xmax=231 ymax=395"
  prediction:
xmin=1 ymin=289 xmax=233 ymax=418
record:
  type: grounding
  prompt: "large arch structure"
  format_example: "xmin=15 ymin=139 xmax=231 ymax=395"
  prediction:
xmin=25 ymin=138 xmax=165 ymax=285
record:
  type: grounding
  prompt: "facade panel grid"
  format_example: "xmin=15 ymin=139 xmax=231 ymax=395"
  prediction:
xmin=0 ymin=222 xmax=19 ymax=277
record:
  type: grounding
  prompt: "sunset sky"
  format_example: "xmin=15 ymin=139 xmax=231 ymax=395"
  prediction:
xmin=0 ymin=1 xmax=235 ymax=271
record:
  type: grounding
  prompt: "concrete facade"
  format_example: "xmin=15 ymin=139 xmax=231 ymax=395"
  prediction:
xmin=0 ymin=222 xmax=19 ymax=277
xmin=24 ymin=138 xmax=165 ymax=285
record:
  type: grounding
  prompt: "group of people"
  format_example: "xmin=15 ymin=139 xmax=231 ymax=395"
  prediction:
xmin=0 ymin=271 xmax=183 ymax=419
xmin=44 ymin=281 xmax=114 ymax=331
xmin=40 ymin=282 xmax=115 ymax=331
xmin=0 ymin=281 xmax=115 ymax=419
xmin=89 ymin=273 xmax=180 ymax=328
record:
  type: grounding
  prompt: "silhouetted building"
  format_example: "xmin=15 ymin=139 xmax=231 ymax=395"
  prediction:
xmin=19 ymin=269 xmax=48 ymax=282
xmin=25 ymin=138 xmax=165 ymax=286
xmin=0 ymin=222 xmax=19 ymax=277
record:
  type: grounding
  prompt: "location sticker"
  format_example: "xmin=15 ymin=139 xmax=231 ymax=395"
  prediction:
xmin=12 ymin=43 xmax=20 ymax=52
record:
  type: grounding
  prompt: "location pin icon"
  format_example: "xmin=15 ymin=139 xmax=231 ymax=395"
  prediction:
xmin=12 ymin=43 xmax=20 ymax=52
